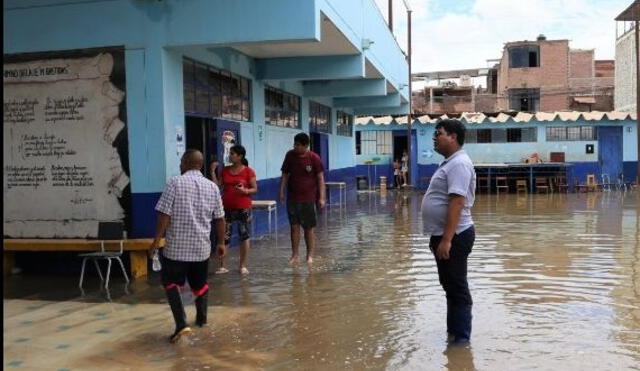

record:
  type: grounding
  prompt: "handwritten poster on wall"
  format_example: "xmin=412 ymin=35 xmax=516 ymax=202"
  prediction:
xmin=3 ymin=53 xmax=129 ymax=238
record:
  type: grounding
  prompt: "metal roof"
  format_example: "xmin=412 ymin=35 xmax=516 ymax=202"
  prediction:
xmin=355 ymin=111 xmax=638 ymax=125
xmin=615 ymin=1 xmax=640 ymax=21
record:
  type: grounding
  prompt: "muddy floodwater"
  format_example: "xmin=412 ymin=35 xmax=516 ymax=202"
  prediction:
xmin=4 ymin=191 xmax=640 ymax=370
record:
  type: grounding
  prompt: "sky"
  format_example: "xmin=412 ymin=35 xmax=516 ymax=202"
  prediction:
xmin=374 ymin=0 xmax=633 ymax=81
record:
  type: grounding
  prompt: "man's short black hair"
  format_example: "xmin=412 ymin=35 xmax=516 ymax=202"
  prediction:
xmin=435 ymin=119 xmax=466 ymax=146
xmin=294 ymin=132 xmax=310 ymax=146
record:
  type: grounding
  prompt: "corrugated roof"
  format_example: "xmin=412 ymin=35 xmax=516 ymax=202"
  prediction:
xmin=355 ymin=111 xmax=637 ymax=125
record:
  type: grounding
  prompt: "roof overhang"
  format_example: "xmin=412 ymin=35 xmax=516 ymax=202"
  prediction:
xmin=615 ymin=1 xmax=640 ymax=21
xmin=230 ymin=13 xmax=358 ymax=58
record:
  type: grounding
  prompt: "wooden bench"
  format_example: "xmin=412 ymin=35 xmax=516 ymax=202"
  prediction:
xmin=3 ymin=238 xmax=165 ymax=279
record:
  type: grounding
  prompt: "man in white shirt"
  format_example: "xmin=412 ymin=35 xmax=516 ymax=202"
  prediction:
xmin=421 ymin=119 xmax=476 ymax=345
xmin=151 ymin=149 xmax=225 ymax=343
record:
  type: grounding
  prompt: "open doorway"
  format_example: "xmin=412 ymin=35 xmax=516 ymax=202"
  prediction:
xmin=393 ymin=135 xmax=408 ymax=184
xmin=185 ymin=116 xmax=241 ymax=179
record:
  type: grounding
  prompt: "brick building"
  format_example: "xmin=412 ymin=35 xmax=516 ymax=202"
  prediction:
xmin=496 ymin=36 xmax=614 ymax=112
xmin=412 ymin=36 xmax=614 ymax=114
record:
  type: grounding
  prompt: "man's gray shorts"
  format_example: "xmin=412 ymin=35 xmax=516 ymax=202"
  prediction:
xmin=287 ymin=202 xmax=317 ymax=229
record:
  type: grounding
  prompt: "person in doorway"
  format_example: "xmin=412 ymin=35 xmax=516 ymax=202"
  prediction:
xmin=393 ymin=158 xmax=402 ymax=188
xmin=209 ymin=155 xmax=220 ymax=185
xmin=401 ymin=151 xmax=409 ymax=186
xmin=280 ymin=133 xmax=326 ymax=266
xmin=421 ymin=119 xmax=476 ymax=345
xmin=151 ymin=149 xmax=225 ymax=343
xmin=216 ymin=145 xmax=257 ymax=275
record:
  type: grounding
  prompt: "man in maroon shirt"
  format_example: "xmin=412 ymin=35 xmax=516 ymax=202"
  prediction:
xmin=280 ymin=133 xmax=326 ymax=265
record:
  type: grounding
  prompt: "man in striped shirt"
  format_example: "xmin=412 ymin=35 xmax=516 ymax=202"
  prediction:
xmin=151 ymin=149 xmax=225 ymax=343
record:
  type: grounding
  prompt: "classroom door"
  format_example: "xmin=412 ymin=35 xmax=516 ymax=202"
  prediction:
xmin=598 ymin=126 xmax=622 ymax=180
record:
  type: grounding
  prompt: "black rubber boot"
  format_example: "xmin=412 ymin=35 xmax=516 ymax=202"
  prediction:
xmin=166 ymin=286 xmax=191 ymax=343
xmin=195 ymin=290 xmax=208 ymax=327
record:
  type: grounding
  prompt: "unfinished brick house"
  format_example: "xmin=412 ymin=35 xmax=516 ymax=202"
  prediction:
xmin=496 ymin=35 xmax=614 ymax=112
xmin=412 ymin=36 xmax=614 ymax=115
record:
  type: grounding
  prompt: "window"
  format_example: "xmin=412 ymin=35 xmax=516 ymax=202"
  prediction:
xmin=309 ymin=101 xmax=331 ymax=133
xmin=466 ymin=128 xmax=537 ymax=143
xmin=521 ymin=127 xmax=538 ymax=142
xmin=337 ymin=111 xmax=353 ymax=136
xmin=507 ymin=128 xmax=521 ymax=142
xmin=491 ymin=129 xmax=507 ymax=143
xmin=356 ymin=131 xmax=392 ymax=155
xmin=466 ymin=129 xmax=477 ymax=143
xmin=477 ymin=129 xmax=492 ymax=143
xmin=546 ymin=126 xmax=597 ymax=141
xmin=265 ymin=86 xmax=300 ymax=128
xmin=508 ymin=88 xmax=540 ymax=112
xmin=509 ymin=45 xmax=539 ymax=68
xmin=183 ymin=58 xmax=251 ymax=121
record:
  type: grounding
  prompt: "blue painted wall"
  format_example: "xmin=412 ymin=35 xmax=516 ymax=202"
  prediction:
xmin=5 ymin=0 xmax=409 ymax=237
xmin=355 ymin=118 xmax=638 ymax=186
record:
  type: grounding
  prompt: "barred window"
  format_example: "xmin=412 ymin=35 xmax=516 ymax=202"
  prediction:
xmin=491 ymin=129 xmax=507 ymax=143
xmin=466 ymin=128 xmax=537 ymax=143
xmin=265 ymin=86 xmax=300 ymax=128
xmin=477 ymin=129 xmax=492 ymax=143
xmin=183 ymin=58 xmax=251 ymax=121
xmin=581 ymin=126 xmax=596 ymax=140
xmin=337 ymin=111 xmax=353 ymax=136
xmin=309 ymin=101 xmax=331 ymax=133
xmin=356 ymin=131 xmax=392 ymax=155
xmin=546 ymin=126 xmax=596 ymax=141
xmin=546 ymin=126 xmax=567 ymax=141
xmin=466 ymin=129 xmax=477 ymax=143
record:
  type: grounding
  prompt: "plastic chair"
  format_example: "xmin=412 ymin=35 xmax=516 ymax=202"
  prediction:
xmin=516 ymin=179 xmax=528 ymax=193
xmin=535 ymin=177 xmax=549 ymax=193
xmin=495 ymin=176 xmax=509 ymax=194
xmin=79 ymin=240 xmax=129 ymax=290
xmin=586 ymin=174 xmax=598 ymax=192
xmin=556 ymin=175 xmax=569 ymax=193
xmin=476 ymin=176 xmax=490 ymax=193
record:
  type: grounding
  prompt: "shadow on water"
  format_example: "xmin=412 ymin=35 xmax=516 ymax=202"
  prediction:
xmin=3 ymin=189 xmax=640 ymax=370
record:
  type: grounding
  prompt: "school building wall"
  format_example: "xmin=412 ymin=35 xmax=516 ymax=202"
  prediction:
xmin=4 ymin=0 xmax=408 ymax=238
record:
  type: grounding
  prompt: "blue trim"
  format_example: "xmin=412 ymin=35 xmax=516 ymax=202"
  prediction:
xmin=623 ymin=161 xmax=638 ymax=182
xmin=131 ymin=192 xmax=162 ymax=238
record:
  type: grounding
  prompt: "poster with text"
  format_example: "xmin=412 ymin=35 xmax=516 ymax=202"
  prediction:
xmin=3 ymin=52 xmax=129 ymax=238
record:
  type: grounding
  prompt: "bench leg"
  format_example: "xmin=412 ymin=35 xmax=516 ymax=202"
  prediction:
xmin=130 ymin=251 xmax=148 ymax=279
xmin=4 ymin=251 xmax=15 ymax=277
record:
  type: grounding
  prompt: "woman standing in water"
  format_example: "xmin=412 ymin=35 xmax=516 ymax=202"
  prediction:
xmin=216 ymin=145 xmax=257 ymax=275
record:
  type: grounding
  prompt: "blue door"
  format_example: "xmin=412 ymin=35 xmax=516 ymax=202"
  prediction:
xmin=598 ymin=126 xmax=623 ymax=180
xmin=310 ymin=132 xmax=329 ymax=171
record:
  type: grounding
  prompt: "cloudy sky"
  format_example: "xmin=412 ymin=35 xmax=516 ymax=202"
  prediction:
xmin=374 ymin=0 xmax=633 ymax=75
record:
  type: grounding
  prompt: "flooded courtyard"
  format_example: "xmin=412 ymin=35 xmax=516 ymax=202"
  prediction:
xmin=4 ymin=190 xmax=640 ymax=370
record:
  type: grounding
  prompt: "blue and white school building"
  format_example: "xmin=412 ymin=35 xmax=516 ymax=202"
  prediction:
xmin=3 ymin=0 xmax=409 ymax=239
xmin=355 ymin=111 xmax=638 ymax=189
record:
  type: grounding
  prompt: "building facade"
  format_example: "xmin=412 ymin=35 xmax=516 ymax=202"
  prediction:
xmin=412 ymin=37 xmax=614 ymax=115
xmin=3 ymin=0 xmax=409 ymax=239
xmin=496 ymin=38 xmax=614 ymax=113
xmin=615 ymin=26 xmax=639 ymax=112
xmin=355 ymin=112 xmax=637 ymax=186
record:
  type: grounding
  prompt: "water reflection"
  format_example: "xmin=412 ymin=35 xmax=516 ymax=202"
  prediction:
xmin=3 ymin=190 xmax=639 ymax=370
